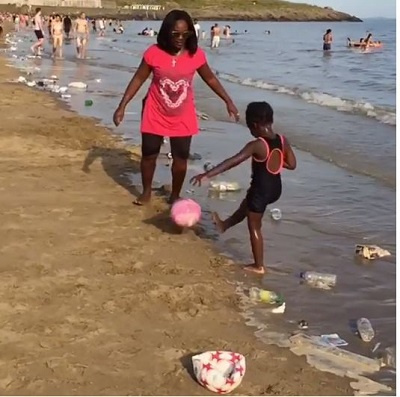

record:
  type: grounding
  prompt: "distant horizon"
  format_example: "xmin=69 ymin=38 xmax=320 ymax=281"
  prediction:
xmin=288 ymin=0 xmax=396 ymax=19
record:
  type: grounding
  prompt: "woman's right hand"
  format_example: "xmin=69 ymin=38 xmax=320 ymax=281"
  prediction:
xmin=113 ymin=106 xmax=125 ymax=126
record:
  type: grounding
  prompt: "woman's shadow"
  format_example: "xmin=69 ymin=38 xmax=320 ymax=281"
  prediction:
xmin=82 ymin=146 xmax=142 ymax=198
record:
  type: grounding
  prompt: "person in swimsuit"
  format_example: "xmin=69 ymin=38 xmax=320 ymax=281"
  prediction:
xmin=211 ymin=23 xmax=221 ymax=48
xmin=74 ymin=12 xmax=89 ymax=59
xmin=31 ymin=8 xmax=44 ymax=57
xmin=323 ymin=29 xmax=333 ymax=51
xmin=191 ymin=102 xmax=297 ymax=275
xmin=52 ymin=14 xmax=64 ymax=59
xmin=113 ymin=9 xmax=239 ymax=205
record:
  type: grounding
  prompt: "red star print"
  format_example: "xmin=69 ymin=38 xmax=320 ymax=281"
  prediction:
xmin=236 ymin=365 xmax=245 ymax=376
xmin=202 ymin=362 xmax=212 ymax=371
xmin=216 ymin=387 xmax=226 ymax=394
xmin=230 ymin=353 xmax=242 ymax=363
xmin=211 ymin=351 xmax=223 ymax=362
xmin=225 ymin=378 xmax=236 ymax=386
xmin=201 ymin=377 xmax=209 ymax=386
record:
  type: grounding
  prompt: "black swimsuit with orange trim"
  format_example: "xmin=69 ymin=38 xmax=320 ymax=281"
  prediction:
xmin=246 ymin=134 xmax=284 ymax=214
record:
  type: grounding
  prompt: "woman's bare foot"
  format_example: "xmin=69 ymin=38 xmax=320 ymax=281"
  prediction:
xmin=133 ymin=192 xmax=151 ymax=206
xmin=212 ymin=212 xmax=226 ymax=233
xmin=243 ymin=264 xmax=265 ymax=275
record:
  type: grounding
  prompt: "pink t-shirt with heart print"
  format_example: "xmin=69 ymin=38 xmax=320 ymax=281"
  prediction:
xmin=141 ymin=44 xmax=207 ymax=137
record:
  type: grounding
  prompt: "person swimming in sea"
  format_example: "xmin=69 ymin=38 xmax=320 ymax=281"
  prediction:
xmin=191 ymin=101 xmax=297 ymax=275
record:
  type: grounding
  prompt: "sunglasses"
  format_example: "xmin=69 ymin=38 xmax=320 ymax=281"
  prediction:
xmin=171 ymin=30 xmax=193 ymax=39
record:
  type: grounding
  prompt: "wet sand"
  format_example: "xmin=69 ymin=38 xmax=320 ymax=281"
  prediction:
xmin=0 ymin=52 xmax=355 ymax=395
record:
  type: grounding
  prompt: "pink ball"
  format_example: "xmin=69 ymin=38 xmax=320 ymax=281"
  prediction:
xmin=171 ymin=199 xmax=201 ymax=227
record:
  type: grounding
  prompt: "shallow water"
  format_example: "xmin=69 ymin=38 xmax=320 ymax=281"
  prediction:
xmin=6 ymin=18 xmax=396 ymax=393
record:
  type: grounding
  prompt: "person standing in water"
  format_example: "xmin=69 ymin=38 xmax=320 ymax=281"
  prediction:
xmin=31 ymin=8 xmax=44 ymax=57
xmin=113 ymin=10 xmax=239 ymax=205
xmin=52 ymin=14 xmax=64 ymax=59
xmin=63 ymin=14 xmax=72 ymax=39
xmin=211 ymin=23 xmax=221 ymax=48
xmin=193 ymin=18 xmax=201 ymax=38
xmin=74 ymin=12 xmax=89 ymax=59
xmin=191 ymin=102 xmax=297 ymax=275
xmin=323 ymin=29 xmax=333 ymax=51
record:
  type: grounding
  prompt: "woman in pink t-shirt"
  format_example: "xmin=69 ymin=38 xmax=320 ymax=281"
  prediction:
xmin=113 ymin=10 xmax=239 ymax=205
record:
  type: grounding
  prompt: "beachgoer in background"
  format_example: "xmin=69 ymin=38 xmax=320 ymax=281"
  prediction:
xmin=191 ymin=101 xmax=297 ymax=275
xmin=14 ymin=14 xmax=20 ymax=32
xmin=31 ymin=8 xmax=44 ymax=57
xmin=63 ymin=14 xmax=72 ymax=39
xmin=74 ymin=12 xmax=89 ymax=59
xmin=118 ymin=23 xmax=124 ymax=34
xmin=48 ymin=13 xmax=55 ymax=37
xmin=52 ymin=14 xmax=64 ymax=59
xmin=92 ymin=19 xmax=97 ymax=33
xmin=223 ymin=25 xmax=231 ymax=38
xmin=113 ymin=10 xmax=239 ymax=205
xmin=98 ymin=18 xmax=105 ymax=36
xmin=193 ymin=18 xmax=201 ymax=38
xmin=211 ymin=23 xmax=221 ymax=48
xmin=323 ymin=29 xmax=333 ymax=51
xmin=363 ymin=33 xmax=373 ymax=47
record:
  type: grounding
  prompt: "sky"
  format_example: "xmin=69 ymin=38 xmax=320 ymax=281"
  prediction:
xmin=288 ymin=0 xmax=396 ymax=18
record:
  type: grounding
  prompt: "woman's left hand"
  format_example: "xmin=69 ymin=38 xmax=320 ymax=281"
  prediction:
xmin=226 ymin=101 xmax=240 ymax=122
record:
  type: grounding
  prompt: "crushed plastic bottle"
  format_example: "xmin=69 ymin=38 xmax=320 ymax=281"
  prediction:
xmin=300 ymin=271 xmax=337 ymax=288
xmin=270 ymin=208 xmax=282 ymax=221
xmin=357 ymin=317 xmax=375 ymax=342
xmin=209 ymin=181 xmax=241 ymax=192
xmin=249 ymin=287 xmax=284 ymax=305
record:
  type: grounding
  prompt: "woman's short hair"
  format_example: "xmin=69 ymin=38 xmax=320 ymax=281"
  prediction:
xmin=157 ymin=9 xmax=197 ymax=55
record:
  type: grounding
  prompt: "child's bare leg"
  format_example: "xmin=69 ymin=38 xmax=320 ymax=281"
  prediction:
xmin=244 ymin=211 xmax=265 ymax=274
xmin=212 ymin=199 xmax=247 ymax=233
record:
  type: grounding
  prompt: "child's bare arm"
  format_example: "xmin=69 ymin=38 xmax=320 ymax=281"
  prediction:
xmin=283 ymin=138 xmax=297 ymax=170
xmin=191 ymin=140 xmax=260 ymax=186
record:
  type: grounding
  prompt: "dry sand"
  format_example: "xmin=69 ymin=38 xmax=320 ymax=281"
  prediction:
xmin=0 ymin=52 xmax=355 ymax=395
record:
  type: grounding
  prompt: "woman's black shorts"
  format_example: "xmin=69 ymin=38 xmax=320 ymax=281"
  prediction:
xmin=141 ymin=133 xmax=192 ymax=160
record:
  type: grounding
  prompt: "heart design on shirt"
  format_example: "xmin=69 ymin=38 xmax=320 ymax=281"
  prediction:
xmin=160 ymin=78 xmax=189 ymax=109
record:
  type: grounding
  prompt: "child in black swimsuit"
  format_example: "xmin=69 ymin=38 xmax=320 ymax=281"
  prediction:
xmin=191 ymin=101 xmax=297 ymax=274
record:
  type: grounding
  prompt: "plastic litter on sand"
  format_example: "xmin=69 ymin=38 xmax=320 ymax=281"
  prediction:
xmin=355 ymin=244 xmax=391 ymax=260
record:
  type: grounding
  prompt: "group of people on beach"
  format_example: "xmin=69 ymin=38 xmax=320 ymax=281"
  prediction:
xmin=113 ymin=9 xmax=297 ymax=274
xmin=323 ymin=28 xmax=380 ymax=51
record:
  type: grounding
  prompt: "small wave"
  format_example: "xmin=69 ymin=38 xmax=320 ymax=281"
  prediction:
xmin=216 ymin=72 xmax=396 ymax=126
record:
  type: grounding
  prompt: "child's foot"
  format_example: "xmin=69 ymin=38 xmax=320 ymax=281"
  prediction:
xmin=212 ymin=212 xmax=226 ymax=233
xmin=243 ymin=264 xmax=265 ymax=275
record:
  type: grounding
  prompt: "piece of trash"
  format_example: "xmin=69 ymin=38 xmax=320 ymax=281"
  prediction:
xmin=85 ymin=99 xmax=94 ymax=107
xmin=272 ymin=302 xmax=286 ymax=314
xmin=197 ymin=111 xmax=209 ymax=121
xmin=357 ymin=317 xmax=375 ymax=342
xmin=166 ymin=152 xmax=173 ymax=160
xmin=203 ymin=161 xmax=214 ymax=172
xmin=17 ymin=76 xmax=27 ymax=83
xmin=189 ymin=152 xmax=202 ymax=161
xmin=249 ymin=287 xmax=284 ymax=305
xmin=50 ymin=75 xmax=58 ymax=80
xmin=10 ymin=46 xmax=17 ymax=52
xmin=186 ymin=189 xmax=194 ymax=195
xmin=298 ymin=320 xmax=309 ymax=330
xmin=59 ymin=86 xmax=68 ymax=94
xmin=26 ymin=81 xmax=36 ymax=87
xmin=209 ymin=181 xmax=241 ymax=193
xmin=95 ymin=78 xmax=102 ymax=83
xmin=68 ymin=81 xmax=88 ymax=90
xmin=171 ymin=198 xmax=201 ymax=228
xmin=192 ymin=351 xmax=245 ymax=394
xmin=372 ymin=342 xmax=381 ymax=354
xmin=320 ymin=333 xmax=348 ymax=347
xmin=355 ymin=244 xmax=391 ymax=260
xmin=61 ymin=94 xmax=71 ymax=100
xmin=300 ymin=271 xmax=337 ymax=289
xmin=270 ymin=208 xmax=282 ymax=221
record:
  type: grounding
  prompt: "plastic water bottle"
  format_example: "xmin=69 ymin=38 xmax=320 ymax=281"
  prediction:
xmin=270 ymin=208 xmax=282 ymax=221
xmin=85 ymin=99 xmax=93 ymax=107
xmin=357 ymin=317 xmax=375 ymax=342
xmin=300 ymin=271 xmax=337 ymax=287
xmin=209 ymin=181 xmax=241 ymax=192
xmin=249 ymin=287 xmax=284 ymax=305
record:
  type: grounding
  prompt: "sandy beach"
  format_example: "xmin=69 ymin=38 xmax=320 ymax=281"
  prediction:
xmin=0 ymin=40 xmax=359 ymax=395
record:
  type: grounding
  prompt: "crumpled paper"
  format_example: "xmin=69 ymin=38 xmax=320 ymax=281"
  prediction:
xmin=192 ymin=351 xmax=246 ymax=394
xmin=355 ymin=244 xmax=391 ymax=260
